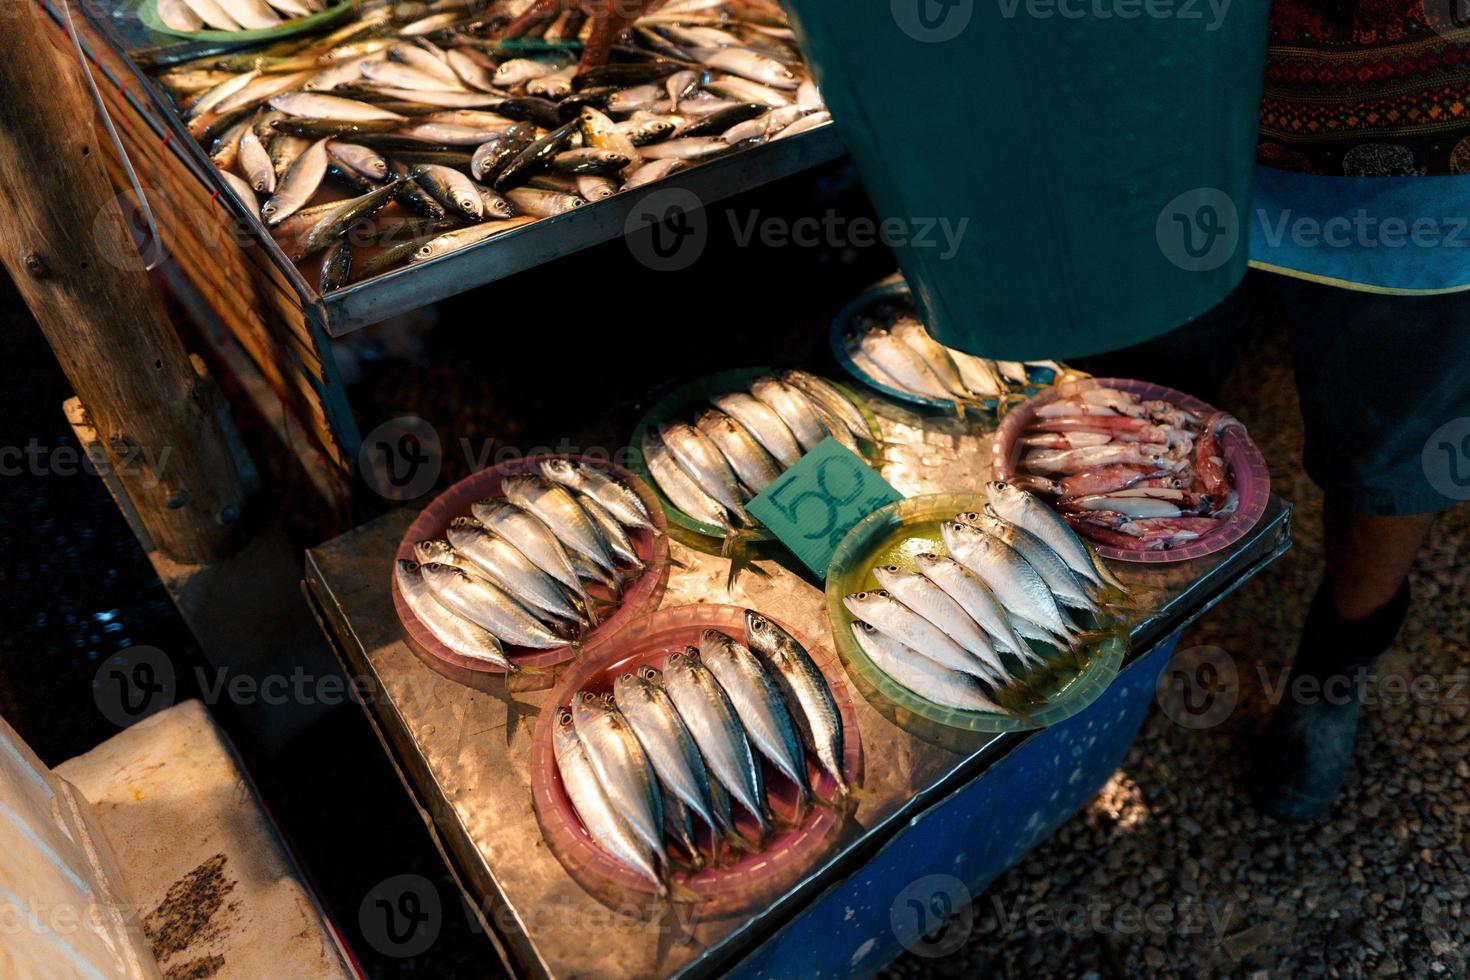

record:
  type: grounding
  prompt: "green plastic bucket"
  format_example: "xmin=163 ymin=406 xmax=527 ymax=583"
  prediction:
xmin=782 ymin=0 xmax=1270 ymax=360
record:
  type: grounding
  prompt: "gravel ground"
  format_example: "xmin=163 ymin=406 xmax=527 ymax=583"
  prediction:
xmin=885 ymin=324 xmax=1470 ymax=978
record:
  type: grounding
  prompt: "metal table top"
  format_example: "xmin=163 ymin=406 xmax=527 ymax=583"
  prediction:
xmin=304 ymin=398 xmax=1291 ymax=978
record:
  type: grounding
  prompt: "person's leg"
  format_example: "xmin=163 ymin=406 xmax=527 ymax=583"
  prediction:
xmin=1322 ymin=507 xmax=1434 ymax=622
xmin=1250 ymin=276 xmax=1469 ymax=821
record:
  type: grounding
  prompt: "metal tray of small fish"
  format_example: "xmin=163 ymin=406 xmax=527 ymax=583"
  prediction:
xmin=830 ymin=281 xmax=1072 ymax=414
xmin=77 ymin=0 xmax=848 ymax=337
xmin=825 ymin=491 xmax=1127 ymax=739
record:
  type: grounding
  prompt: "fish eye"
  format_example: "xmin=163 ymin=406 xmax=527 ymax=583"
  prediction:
xmin=876 ymin=589 xmax=890 ymax=597
xmin=854 ymin=591 xmax=867 ymax=599
xmin=881 ymin=565 xmax=899 ymax=572
xmin=996 ymin=482 xmax=1009 ymax=489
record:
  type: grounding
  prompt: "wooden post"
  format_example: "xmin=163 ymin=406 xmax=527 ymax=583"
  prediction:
xmin=0 ymin=9 xmax=247 ymax=562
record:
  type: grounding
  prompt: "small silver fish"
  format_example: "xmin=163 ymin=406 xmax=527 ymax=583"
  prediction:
xmin=394 ymin=560 xmax=513 ymax=670
xmin=444 ymin=517 xmax=585 ymax=625
xmin=889 ymin=317 xmax=976 ymax=401
xmin=913 ymin=553 xmax=1031 ymax=660
xmin=553 ymin=708 xmax=663 ymax=892
xmin=710 ymin=392 xmax=802 ymax=467
xmin=418 ymin=561 xmax=564 ymax=649
xmin=573 ymin=492 xmax=642 ymax=569
xmin=538 ymin=458 xmax=653 ymax=532
xmin=699 ymin=630 xmax=808 ymax=804
xmin=614 ymin=666 xmax=721 ymax=840
xmin=572 ymin=691 xmax=665 ymax=861
xmin=640 ymin=429 xmax=732 ymax=531
xmin=663 ymin=648 xmax=769 ymax=837
xmin=695 ymin=410 xmax=782 ymax=494
xmin=744 ymin=610 xmax=846 ymax=798
xmin=851 ymin=623 xmax=1007 ymax=714
xmin=749 ymin=377 xmax=826 ymax=452
xmin=986 ymin=481 xmax=1127 ymax=591
xmin=939 ymin=520 xmax=1076 ymax=644
xmin=502 ymin=475 xmax=618 ymax=576
xmin=780 ymin=370 xmax=870 ymax=443
xmin=658 ymin=422 xmax=750 ymax=521
xmin=858 ymin=328 xmax=953 ymax=401
xmin=872 ymin=565 xmax=1011 ymax=685
xmin=843 ymin=589 xmax=990 ymax=682
xmin=262 ymin=137 xmax=328 ymax=226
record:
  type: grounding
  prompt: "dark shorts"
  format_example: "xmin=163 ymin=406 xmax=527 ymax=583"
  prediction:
xmin=1072 ymin=272 xmax=1470 ymax=516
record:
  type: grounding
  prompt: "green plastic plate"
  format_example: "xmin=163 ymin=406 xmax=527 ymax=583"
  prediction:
xmin=137 ymin=0 xmax=357 ymax=44
xmin=824 ymin=492 xmax=1126 ymax=735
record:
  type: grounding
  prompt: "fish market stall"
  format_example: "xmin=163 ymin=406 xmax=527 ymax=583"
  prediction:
xmin=303 ymin=376 xmax=1292 ymax=977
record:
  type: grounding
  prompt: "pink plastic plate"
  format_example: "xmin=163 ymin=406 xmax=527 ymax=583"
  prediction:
xmin=391 ymin=455 xmax=670 ymax=677
xmin=529 ymin=604 xmax=863 ymax=916
xmin=992 ymin=378 xmax=1271 ymax=563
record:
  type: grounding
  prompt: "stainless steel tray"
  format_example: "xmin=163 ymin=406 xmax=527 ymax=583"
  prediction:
xmin=66 ymin=0 xmax=848 ymax=338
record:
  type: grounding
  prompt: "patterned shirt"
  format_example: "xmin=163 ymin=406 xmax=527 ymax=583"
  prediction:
xmin=1258 ymin=1 xmax=1470 ymax=176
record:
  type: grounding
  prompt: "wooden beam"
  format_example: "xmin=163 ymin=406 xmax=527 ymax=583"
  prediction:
xmin=0 ymin=8 xmax=248 ymax=562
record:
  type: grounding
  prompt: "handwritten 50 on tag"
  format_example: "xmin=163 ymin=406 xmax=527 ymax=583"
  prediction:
xmin=748 ymin=438 xmax=902 ymax=577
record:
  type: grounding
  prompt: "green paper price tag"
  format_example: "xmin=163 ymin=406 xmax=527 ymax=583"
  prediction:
xmin=748 ymin=438 xmax=902 ymax=577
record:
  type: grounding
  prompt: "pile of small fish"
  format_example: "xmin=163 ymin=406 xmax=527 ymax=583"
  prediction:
xmin=1010 ymin=385 xmax=1240 ymax=551
xmin=394 ymin=459 xmax=653 ymax=671
xmin=843 ymin=481 xmax=1127 ymax=715
xmin=640 ymin=371 xmax=872 ymax=532
xmin=845 ymin=307 xmax=1066 ymax=407
xmin=156 ymin=0 xmax=335 ymax=34
xmin=156 ymin=0 xmax=827 ymax=290
xmin=552 ymin=610 xmax=847 ymax=895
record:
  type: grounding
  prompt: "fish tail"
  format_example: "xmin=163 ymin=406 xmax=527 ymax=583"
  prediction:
xmin=667 ymin=879 xmax=699 ymax=903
